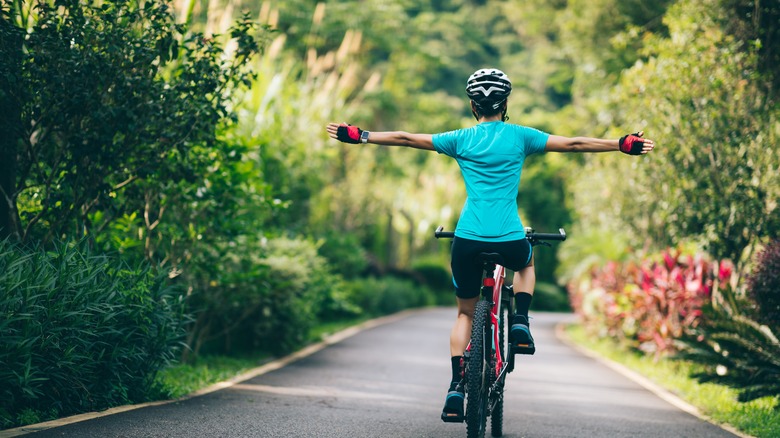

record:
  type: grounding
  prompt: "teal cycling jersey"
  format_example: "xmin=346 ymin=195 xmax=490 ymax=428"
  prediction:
xmin=432 ymin=121 xmax=549 ymax=242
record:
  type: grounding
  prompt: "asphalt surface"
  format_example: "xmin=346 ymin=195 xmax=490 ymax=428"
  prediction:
xmin=25 ymin=309 xmax=737 ymax=438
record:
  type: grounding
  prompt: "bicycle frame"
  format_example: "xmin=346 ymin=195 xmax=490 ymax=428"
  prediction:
xmin=463 ymin=259 xmax=513 ymax=414
xmin=468 ymin=261 xmax=508 ymax=384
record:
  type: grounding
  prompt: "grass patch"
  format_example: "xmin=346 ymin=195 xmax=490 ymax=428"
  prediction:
xmin=309 ymin=316 xmax=372 ymax=341
xmin=156 ymin=354 xmax=269 ymax=399
xmin=564 ymin=324 xmax=779 ymax=438
xmin=157 ymin=316 xmax=371 ymax=399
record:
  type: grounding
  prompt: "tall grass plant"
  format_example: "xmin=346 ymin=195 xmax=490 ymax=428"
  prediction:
xmin=0 ymin=239 xmax=186 ymax=429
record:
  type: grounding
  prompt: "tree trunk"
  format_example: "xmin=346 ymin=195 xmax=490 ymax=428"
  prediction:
xmin=0 ymin=17 xmax=23 ymax=241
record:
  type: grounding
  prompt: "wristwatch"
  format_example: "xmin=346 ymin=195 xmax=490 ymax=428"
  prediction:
xmin=360 ymin=130 xmax=370 ymax=144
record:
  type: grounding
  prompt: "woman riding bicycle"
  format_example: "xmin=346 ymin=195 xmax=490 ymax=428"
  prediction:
xmin=326 ymin=68 xmax=655 ymax=421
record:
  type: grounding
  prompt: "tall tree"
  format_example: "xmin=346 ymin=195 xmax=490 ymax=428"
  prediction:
xmin=0 ymin=0 xmax=258 ymax=244
xmin=0 ymin=5 xmax=25 ymax=240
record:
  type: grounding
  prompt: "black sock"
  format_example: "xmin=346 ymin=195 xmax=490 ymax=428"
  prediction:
xmin=514 ymin=292 xmax=533 ymax=319
xmin=450 ymin=356 xmax=462 ymax=389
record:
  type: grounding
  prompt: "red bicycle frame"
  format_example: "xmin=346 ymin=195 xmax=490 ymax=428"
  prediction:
xmin=465 ymin=263 xmax=507 ymax=380
xmin=488 ymin=265 xmax=506 ymax=379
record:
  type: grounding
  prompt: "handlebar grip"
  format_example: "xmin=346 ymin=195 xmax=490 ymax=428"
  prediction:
xmin=528 ymin=228 xmax=567 ymax=241
xmin=434 ymin=226 xmax=455 ymax=239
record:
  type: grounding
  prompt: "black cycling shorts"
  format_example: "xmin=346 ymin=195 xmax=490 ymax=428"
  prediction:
xmin=450 ymin=236 xmax=533 ymax=299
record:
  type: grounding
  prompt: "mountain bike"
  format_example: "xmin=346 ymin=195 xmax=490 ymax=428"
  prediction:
xmin=435 ymin=225 xmax=566 ymax=438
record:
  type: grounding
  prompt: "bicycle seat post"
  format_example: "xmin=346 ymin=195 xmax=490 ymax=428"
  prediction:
xmin=477 ymin=252 xmax=504 ymax=302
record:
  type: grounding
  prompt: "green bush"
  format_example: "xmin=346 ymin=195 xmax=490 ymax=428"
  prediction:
xmin=310 ymin=267 xmax=362 ymax=323
xmin=0 ymin=239 xmax=186 ymax=429
xmin=316 ymin=232 xmax=369 ymax=280
xmin=181 ymin=234 xmax=273 ymax=358
xmin=188 ymin=236 xmax=358 ymax=357
xmin=252 ymin=237 xmax=320 ymax=355
xmin=345 ymin=276 xmax=435 ymax=316
xmin=412 ymin=258 xmax=454 ymax=305
xmin=532 ymin=281 xmax=570 ymax=312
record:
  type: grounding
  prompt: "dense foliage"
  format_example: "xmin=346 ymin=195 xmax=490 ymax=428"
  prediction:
xmin=0 ymin=239 xmax=186 ymax=428
xmin=562 ymin=0 xmax=779 ymax=266
xmin=0 ymin=0 xmax=260 ymax=244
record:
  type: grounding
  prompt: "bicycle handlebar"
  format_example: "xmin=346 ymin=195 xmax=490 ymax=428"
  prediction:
xmin=434 ymin=225 xmax=566 ymax=243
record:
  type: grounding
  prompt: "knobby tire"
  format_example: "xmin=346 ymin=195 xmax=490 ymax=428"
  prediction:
xmin=466 ymin=300 xmax=491 ymax=438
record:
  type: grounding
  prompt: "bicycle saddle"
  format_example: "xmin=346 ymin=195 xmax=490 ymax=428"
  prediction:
xmin=476 ymin=252 xmax=504 ymax=265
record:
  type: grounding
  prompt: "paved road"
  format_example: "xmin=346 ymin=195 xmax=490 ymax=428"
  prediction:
xmin=26 ymin=310 xmax=736 ymax=438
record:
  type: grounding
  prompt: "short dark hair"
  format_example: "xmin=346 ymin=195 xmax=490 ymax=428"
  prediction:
xmin=472 ymin=99 xmax=506 ymax=118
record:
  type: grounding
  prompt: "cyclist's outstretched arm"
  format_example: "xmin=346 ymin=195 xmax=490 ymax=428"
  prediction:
xmin=545 ymin=131 xmax=655 ymax=155
xmin=326 ymin=123 xmax=435 ymax=151
xmin=363 ymin=131 xmax=435 ymax=150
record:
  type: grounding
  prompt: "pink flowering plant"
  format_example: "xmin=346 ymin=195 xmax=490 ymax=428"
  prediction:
xmin=568 ymin=247 xmax=735 ymax=357
xmin=570 ymin=241 xmax=780 ymax=406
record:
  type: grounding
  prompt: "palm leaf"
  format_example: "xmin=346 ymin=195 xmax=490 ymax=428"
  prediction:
xmin=676 ymin=286 xmax=780 ymax=408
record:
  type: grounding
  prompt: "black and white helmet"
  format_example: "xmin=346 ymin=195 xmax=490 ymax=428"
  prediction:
xmin=465 ymin=68 xmax=512 ymax=110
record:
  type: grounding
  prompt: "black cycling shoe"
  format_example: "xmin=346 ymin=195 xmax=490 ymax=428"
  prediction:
xmin=510 ymin=314 xmax=536 ymax=355
xmin=441 ymin=385 xmax=465 ymax=423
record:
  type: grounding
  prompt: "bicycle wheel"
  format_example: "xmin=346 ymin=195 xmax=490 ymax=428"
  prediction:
xmin=490 ymin=302 xmax=509 ymax=437
xmin=466 ymin=299 xmax=491 ymax=438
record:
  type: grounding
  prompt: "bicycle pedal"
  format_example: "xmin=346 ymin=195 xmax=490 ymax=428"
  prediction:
xmin=441 ymin=412 xmax=464 ymax=423
xmin=512 ymin=343 xmax=536 ymax=355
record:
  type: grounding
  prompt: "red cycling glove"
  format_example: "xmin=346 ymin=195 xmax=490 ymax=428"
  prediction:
xmin=619 ymin=132 xmax=645 ymax=155
xmin=336 ymin=123 xmax=363 ymax=144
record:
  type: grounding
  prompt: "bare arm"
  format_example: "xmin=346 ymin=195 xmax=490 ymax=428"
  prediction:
xmin=366 ymin=131 xmax=435 ymax=150
xmin=545 ymin=131 xmax=655 ymax=154
xmin=326 ymin=123 xmax=435 ymax=151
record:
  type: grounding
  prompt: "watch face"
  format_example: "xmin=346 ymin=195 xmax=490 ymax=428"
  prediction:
xmin=361 ymin=131 xmax=369 ymax=142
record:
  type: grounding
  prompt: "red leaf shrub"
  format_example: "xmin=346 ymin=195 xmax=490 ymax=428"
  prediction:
xmin=568 ymin=248 xmax=735 ymax=357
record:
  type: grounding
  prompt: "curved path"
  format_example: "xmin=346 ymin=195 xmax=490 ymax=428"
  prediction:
xmin=22 ymin=310 xmax=737 ymax=438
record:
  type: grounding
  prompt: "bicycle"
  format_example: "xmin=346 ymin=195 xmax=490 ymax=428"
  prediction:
xmin=435 ymin=225 xmax=566 ymax=438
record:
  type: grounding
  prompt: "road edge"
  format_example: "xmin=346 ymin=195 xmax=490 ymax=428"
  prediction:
xmin=0 ymin=309 xmax=420 ymax=438
xmin=554 ymin=322 xmax=754 ymax=438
